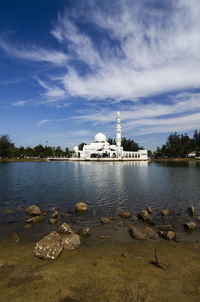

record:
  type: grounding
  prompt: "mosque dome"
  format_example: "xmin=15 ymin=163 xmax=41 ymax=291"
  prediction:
xmin=94 ymin=133 xmax=106 ymax=143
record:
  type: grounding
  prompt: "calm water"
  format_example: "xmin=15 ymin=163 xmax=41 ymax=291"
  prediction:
xmin=1 ymin=160 xmax=200 ymax=241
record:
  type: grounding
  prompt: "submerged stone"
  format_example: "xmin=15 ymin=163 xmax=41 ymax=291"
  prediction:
xmin=101 ymin=217 xmax=112 ymax=224
xmin=78 ymin=226 xmax=90 ymax=237
xmin=10 ymin=233 xmax=20 ymax=242
xmin=147 ymin=206 xmax=152 ymax=214
xmin=129 ymin=226 xmax=157 ymax=240
xmin=25 ymin=205 xmax=41 ymax=216
xmin=158 ymin=230 xmax=176 ymax=240
xmin=48 ymin=218 xmax=58 ymax=225
xmin=99 ymin=235 xmax=111 ymax=239
xmin=26 ymin=215 xmax=44 ymax=224
xmin=138 ymin=210 xmax=149 ymax=222
xmin=116 ymin=221 xmax=123 ymax=228
xmin=75 ymin=202 xmax=88 ymax=212
xmin=184 ymin=222 xmax=197 ymax=230
xmin=3 ymin=208 xmax=13 ymax=214
xmin=160 ymin=209 xmax=170 ymax=216
xmin=119 ymin=212 xmax=131 ymax=218
xmin=187 ymin=206 xmax=195 ymax=216
xmin=51 ymin=210 xmax=59 ymax=219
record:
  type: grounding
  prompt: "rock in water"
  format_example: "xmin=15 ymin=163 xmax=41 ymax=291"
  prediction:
xmin=48 ymin=218 xmax=58 ymax=225
xmin=75 ymin=202 xmax=88 ymax=212
xmin=119 ymin=212 xmax=130 ymax=218
xmin=3 ymin=208 xmax=13 ymax=214
xmin=61 ymin=233 xmax=80 ymax=250
xmin=129 ymin=226 xmax=157 ymax=240
xmin=99 ymin=235 xmax=111 ymax=239
xmin=187 ymin=206 xmax=195 ymax=216
xmin=25 ymin=205 xmax=41 ymax=216
xmin=147 ymin=206 xmax=152 ymax=214
xmin=34 ymin=231 xmax=63 ymax=260
xmin=116 ymin=221 xmax=123 ymax=228
xmin=26 ymin=215 xmax=44 ymax=224
xmin=160 ymin=209 xmax=170 ymax=216
xmin=158 ymin=231 xmax=175 ymax=240
xmin=101 ymin=217 xmax=112 ymax=224
xmin=51 ymin=210 xmax=59 ymax=219
xmin=78 ymin=226 xmax=90 ymax=237
xmin=58 ymin=223 xmax=80 ymax=250
xmin=138 ymin=210 xmax=149 ymax=222
xmin=34 ymin=223 xmax=81 ymax=260
xmin=184 ymin=222 xmax=197 ymax=230
xmin=196 ymin=216 xmax=200 ymax=222
xmin=58 ymin=222 xmax=73 ymax=234
xmin=10 ymin=233 xmax=20 ymax=242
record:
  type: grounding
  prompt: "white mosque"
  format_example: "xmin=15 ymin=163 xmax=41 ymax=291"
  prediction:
xmin=73 ymin=112 xmax=148 ymax=160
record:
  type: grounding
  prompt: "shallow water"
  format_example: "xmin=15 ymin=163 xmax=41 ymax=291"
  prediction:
xmin=0 ymin=160 xmax=200 ymax=242
xmin=1 ymin=160 xmax=200 ymax=301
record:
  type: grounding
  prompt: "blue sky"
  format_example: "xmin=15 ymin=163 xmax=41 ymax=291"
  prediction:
xmin=0 ymin=0 xmax=200 ymax=151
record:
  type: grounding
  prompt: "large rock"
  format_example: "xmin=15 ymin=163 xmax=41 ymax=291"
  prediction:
xmin=184 ymin=222 xmax=197 ymax=230
xmin=26 ymin=215 xmax=44 ymax=224
xmin=187 ymin=206 xmax=195 ymax=216
xmin=34 ymin=231 xmax=63 ymax=260
xmin=160 ymin=209 xmax=170 ymax=216
xmin=119 ymin=212 xmax=130 ymax=218
xmin=101 ymin=217 xmax=112 ymax=224
xmin=34 ymin=223 xmax=81 ymax=260
xmin=129 ymin=226 xmax=157 ymax=240
xmin=75 ymin=202 xmax=88 ymax=212
xmin=138 ymin=210 xmax=149 ymax=222
xmin=61 ymin=233 xmax=80 ymax=250
xmin=25 ymin=205 xmax=41 ymax=216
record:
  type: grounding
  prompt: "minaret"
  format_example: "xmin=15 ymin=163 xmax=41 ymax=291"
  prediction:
xmin=116 ymin=111 xmax=121 ymax=148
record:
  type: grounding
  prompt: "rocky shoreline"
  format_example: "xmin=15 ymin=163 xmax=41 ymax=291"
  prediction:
xmin=1 ymin=202 xmax=200 ymax=301
xmin=2 ymin=202 xmax=200 ymax=261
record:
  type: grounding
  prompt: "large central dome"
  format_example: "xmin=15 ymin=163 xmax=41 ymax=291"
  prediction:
xmin=94 ymin=133 xmax=106 ymax=143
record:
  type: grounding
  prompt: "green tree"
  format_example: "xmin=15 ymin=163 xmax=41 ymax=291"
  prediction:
xmin=0 ymin=135 xmax=14 ymax=158
xmin=78 ymin=142 xmax=86 ymax=150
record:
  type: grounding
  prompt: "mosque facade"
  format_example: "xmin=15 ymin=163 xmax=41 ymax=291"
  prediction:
xmin=73 ymin=112 xmax=148 ymax=160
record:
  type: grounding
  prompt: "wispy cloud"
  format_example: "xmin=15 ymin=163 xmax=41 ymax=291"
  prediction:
xmin=50 ymin=0 xmax=200 ymax=100
xmin=36 ymin=118 xmax=68 ymax=127
xmin=0 ymin=39 xmax=68 ymax=65
xmin=10 ymin=100 xmax=28 ymax=107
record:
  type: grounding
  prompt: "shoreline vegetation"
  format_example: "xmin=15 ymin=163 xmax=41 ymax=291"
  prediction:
xmin=0 ymin=157 xmax=197 ymax=162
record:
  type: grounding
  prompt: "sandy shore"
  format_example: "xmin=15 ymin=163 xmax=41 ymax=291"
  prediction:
xmin=1 ymin=238 xmax=200 ymax=302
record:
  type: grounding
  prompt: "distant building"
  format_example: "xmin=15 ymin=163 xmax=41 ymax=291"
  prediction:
xmin=188 ymin=151 xmax=196 ymax=158
xmin=73 ymin=112 xmax=148 ymax=160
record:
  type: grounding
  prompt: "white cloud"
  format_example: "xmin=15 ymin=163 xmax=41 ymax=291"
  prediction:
xmin=0 ymin=39 xmax=68 ymax=65
xmin=51 ymin=0 xmax=200 ymax=100
xmin=36 ymin=118 xmax=68 ymax=127
xmin=10 ymin=100 xmax=27 ymax=106
xmin=37 ymin=79 xmax=65 ymax=98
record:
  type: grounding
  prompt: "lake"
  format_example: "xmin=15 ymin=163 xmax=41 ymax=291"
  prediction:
xmin=0 ymin=160 xmax=200 ymax=242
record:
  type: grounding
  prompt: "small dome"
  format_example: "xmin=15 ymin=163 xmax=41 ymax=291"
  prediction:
xmin=94 ymin=133 xmax=106 ymax=143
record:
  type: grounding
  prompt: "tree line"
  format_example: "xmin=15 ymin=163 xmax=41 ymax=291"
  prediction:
xmin=0 ymin=135 xmax=72 ymax=159
xmin=154 ymin=130 xmax=200 ymax=158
